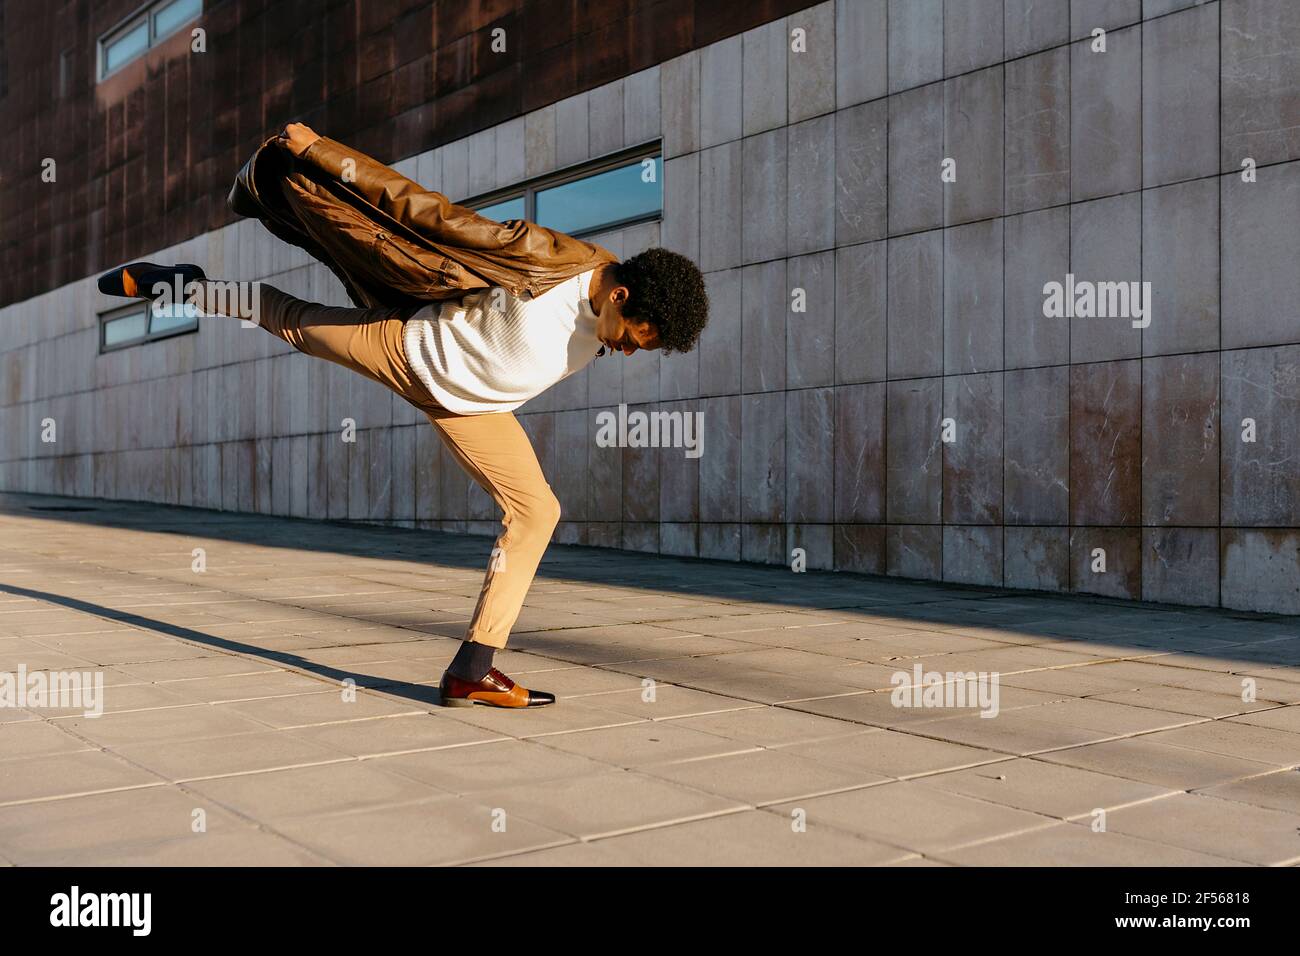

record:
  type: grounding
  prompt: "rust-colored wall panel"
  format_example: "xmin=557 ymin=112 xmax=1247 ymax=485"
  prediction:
xmin=2 ymin=0 xmax=819 ymax=308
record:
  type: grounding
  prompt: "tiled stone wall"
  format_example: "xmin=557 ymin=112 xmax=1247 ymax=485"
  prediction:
xmin=2 ymin=0 xmax=1299 ymax=614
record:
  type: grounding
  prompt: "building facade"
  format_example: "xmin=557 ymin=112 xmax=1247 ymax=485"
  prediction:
xmin=2 ymin=0 xmax=1299 ymax=614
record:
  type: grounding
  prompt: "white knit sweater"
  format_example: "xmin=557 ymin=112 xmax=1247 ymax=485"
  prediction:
xmin=403 ymin=269 xmax=600 ymax=415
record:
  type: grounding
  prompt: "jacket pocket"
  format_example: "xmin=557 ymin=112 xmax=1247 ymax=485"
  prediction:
xmin=373 ymin=231 xmax=456 ymax=298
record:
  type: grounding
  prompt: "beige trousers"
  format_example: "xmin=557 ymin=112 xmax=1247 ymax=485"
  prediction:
xmin=207 ymin=282 xmax=561 ymax=649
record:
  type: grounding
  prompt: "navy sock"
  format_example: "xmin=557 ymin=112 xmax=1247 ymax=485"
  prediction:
xmin=448 ymin=640 xmax=495 ymax=681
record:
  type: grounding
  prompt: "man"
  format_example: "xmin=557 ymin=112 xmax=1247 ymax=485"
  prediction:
xmin=99 ymin=123 xmax=710 ymax=708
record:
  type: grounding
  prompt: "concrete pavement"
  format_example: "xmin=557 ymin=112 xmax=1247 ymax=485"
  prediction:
xmin=1 ymin=492 xmax=1298 ymax=866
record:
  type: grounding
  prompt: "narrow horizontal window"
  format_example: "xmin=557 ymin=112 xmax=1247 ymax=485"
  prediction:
xmin=102 ymin=20 xmax=149 ymax=76
xmin=477 ymin=196 xmax=525 ymax=223
xmin=535 ymin=156 xmax=662 ymax=237
xmin=98 ymin=0 xmax=203 ymax=81
xmin=152 ymin=0 xmax=202 ymax=39
xmin=466 ymin=142 xmax=662 ymax=240
xmin=148 ymin=300 xmax=200 ymax=336
xmin=102 ymin=307 xmax=148 ymax=349
xmin=99 ymin=300 xmax=198 ymax=352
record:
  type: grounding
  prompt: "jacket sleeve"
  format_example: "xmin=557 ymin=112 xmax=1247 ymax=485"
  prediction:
xmin=228 ymin=132 xmax=617 ymax=303
xmin=300 ymin=135 xmax=592 ymax=261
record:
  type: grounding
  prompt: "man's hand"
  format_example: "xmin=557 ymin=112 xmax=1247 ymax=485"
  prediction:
xmin=278 ymin=122 xmax=321 ymax=157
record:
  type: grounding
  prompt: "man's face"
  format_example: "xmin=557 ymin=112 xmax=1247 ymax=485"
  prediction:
xmin=594 ymin=284 xmax=662 ymax=355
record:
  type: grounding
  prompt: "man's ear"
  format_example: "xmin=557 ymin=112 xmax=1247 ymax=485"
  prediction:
xmin=611 ymin=284 xmax=631 ymax=310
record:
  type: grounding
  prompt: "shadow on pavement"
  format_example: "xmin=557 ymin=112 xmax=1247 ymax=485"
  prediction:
xmin=2 ymin=492 xmax=1298 ymax=683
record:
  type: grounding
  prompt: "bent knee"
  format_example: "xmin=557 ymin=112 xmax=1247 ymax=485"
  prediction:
xmin=538 ymin=489 xmax=562 ymax=529
xmin=513 ymin=489 xmax=561 ymax=535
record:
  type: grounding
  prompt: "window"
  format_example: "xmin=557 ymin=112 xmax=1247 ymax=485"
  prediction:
xmin=98 ymin=0 xmax=203 ymax=81
xmin=476 ymin=196 xmax=526 ymax=223
xmin=100 ymin=300 xmax=199 ymax=353
xmin=467 ymin=143 xmax=662 ymax=239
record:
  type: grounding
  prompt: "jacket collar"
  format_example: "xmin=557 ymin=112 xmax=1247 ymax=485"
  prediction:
xmin=577 ymin=265 xmax=600 ymax=317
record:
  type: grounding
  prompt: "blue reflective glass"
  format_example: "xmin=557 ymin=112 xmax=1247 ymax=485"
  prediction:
xmin=104 ymin=20 xmax=149 ymax=74
xmin=153 ymin=0 xmax=202 ymax=39
xmin=535 ymin=157 xmax=662 ymax=235
xmin=476 ymin=197 xmax=525 ymax=222
xmin=103 ymin=309 xmax=148 ymax=347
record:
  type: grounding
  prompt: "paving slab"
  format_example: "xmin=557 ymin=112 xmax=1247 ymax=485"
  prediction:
xmin=374 ymin=738 xmax=612 ymax=795
xmin=1094 ymin=684 xmax=1284 ymax=718
xmin=114 ymin=730 xmax=351 ymax=781
xmin=465 ymin=769 xmax=746 ymax=840
xmin=1037 ymin=737 xmax=1286 ymax=791
xmin=0 ymin=719 xmax=94 ymax=759
xmin=113 ymin=656 xmax=284 ymax=682
xmin=664 ymin=706 xmax=871 ymax=748
xmin=639 ymin=747 xmax=891 ymax=804
xmin=999 ymin=666 xmax=1153 ymax=697
xmin=768 ymin=780 xmax=1058 ymax=854
xmin=1101 ymin=793 xmax=1300 ymax=865
xmin=1195 ymin=769 xmax=1300 ymax=814
xmin=96 ymin=828 xmax=336 ymax=866
xmin=785 ymin=728 xmax=1004 ymax=778
xmin=0 ymin=786 xmax=259 ymax=865
xmin=934 ymin=822 xmax=1250 ymax=866
xmin=216 ymin=690 xmax=424 ymax=729
xmin=906 ymin=709 xmax=1120 ymax=755
xmin=52 ymin=681 xmax=197 ymax=714
xmin=283 ymin=713 xmax=506 ymax=757
xmin=271 ymin=796 xmax=574 ymax=865
xmin=1139 ymin=720 xmax=1300 ymax=768
xmin=478 ymin=810 xmax=915 ymax=866
xmin=184 ymin=760 xmax=450 ymax=820
xmin=55 ymin=704 xmax=274 ymax=748
xmin=565 ymin=684 xmax=757 ymax=720
xmin=15 ymin=755 xmax=166 ymax=819
xmin=531 ymin=719 xmax=755 ymax=767
xmin=1012 ymin=697 xmax=1202 ymax=736
xmin=1226 ymin=705 xmax=1300 ymax=735
xmin=913 ymin=757 xmax=1176 ymax=819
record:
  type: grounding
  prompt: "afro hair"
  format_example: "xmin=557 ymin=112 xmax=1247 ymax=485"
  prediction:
xmin=611 ymin=247 xmax=709 ymax=354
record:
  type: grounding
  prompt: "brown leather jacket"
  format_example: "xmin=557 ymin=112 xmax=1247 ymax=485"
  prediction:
xmin=228 ymin=134 xmax=617 ymax=310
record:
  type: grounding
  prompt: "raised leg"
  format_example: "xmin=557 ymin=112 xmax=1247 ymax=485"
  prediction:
xmin=190 ymin=280 xmax=430 ymax=403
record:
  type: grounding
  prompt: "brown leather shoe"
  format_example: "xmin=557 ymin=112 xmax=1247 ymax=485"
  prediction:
xmin=438 ymin=667 xmax=555 ymax=708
